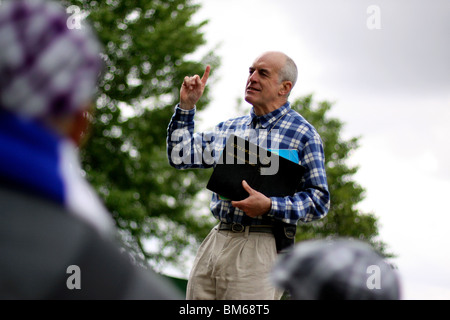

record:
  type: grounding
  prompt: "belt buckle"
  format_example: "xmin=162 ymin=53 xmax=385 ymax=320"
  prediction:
xmin=231 ymin=223 xmax=245 ymax=233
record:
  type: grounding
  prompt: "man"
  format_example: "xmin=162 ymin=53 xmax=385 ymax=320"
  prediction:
xmin=167 ymin=51 xmax=330 ymax=300
xmin=0 ymin=0 xmax=181 ymax=299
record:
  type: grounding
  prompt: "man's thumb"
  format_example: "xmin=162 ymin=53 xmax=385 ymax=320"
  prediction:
xmin=242 ymin=180 xmax=254 ymax=194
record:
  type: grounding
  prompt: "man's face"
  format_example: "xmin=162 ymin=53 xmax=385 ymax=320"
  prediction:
xmin=244 ymin=53 xmax=284 ymax=110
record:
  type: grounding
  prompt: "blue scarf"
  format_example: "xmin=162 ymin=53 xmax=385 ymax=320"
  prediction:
xmin=0 ymin=110 xmax=113 ymax=234
xmin=0 ymin=110 xmax=64 ymax=203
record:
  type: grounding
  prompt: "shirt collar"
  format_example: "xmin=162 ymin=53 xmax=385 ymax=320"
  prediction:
xmin=247 ymin=101 xmax=291 ymax=129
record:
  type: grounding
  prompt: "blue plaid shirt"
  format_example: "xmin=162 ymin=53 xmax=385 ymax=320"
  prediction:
xmin=167 ymin=102 xmax=330 ymax=226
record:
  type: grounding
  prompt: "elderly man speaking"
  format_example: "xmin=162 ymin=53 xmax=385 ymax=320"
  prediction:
xmin=167 ymin=51 xmax=330 ymax=300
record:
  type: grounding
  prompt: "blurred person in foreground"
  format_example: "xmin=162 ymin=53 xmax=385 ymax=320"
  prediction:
xmin=0 ymin=0 xmax=181 ymax=300
xmin=271 ymin=238 xmax=401 ymax=300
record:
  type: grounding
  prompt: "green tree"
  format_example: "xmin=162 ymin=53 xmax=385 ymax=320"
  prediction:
xmin=290 ymin=95 xmax=393 ymax=258
xmin=62 ymin=0 xmax=219 ymax=269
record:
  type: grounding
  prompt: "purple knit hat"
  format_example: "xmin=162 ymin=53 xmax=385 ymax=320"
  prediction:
xmin=0 ymin=0 xmax=103 ymax=120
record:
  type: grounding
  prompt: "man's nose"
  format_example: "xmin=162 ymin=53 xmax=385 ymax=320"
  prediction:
xmin=249 ymin=71 xmax=259 ymax=83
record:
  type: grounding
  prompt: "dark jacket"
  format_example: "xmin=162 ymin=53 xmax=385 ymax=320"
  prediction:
xmin=0 ymin=184 xmax=182 ymax=300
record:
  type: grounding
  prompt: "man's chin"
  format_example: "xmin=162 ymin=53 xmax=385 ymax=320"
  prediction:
xmin=244 ymin=95 xmax=256 ymax=105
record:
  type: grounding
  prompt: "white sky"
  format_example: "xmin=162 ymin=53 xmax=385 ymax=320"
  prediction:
xmin=180 ymin=0 xmax=450 ymax=300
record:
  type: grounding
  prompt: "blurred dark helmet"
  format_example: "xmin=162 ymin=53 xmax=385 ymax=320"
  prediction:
xmin=272 ymin=238 xmax=401 ymax=300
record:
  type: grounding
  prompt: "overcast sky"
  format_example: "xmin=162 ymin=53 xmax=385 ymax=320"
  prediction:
xmin=185 ymin=0 xmax=450 ymax=299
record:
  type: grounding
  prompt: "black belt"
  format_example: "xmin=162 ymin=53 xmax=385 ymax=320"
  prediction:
xmin=219 ymin=222 xmax=273 ymax=234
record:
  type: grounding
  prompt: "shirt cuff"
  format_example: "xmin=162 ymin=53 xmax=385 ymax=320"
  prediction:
xmin=266 ymin=197 xmax=277 ymax=219
xmin=173 ymin=104 xmax=196 ymax=123
xmin=175 ymin=104 xmax=196 ymax=114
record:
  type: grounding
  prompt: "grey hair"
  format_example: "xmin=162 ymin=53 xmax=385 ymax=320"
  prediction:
xmin=279 ymin=55 xmax=298 ymax=96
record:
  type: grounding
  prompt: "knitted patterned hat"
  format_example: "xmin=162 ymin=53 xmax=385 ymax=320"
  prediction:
xmin=0 ymin=0 xmax=103 ymax=120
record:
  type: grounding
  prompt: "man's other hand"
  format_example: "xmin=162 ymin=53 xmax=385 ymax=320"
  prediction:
xmin=231 ymin=180 xmax=272 ymax=218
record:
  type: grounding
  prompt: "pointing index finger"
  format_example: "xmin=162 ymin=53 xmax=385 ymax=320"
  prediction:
xmin=201 ymin=65 xmax=211 ymax=86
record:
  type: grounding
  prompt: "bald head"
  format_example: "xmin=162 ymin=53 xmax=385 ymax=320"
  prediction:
xmin=257 ymin=51 xmax=298 ymax=89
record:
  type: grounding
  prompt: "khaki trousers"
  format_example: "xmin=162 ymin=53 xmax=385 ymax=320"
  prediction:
xmin=186 ymin=225 xmax=283 ymax=300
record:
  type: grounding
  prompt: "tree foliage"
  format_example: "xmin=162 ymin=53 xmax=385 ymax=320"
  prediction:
xmin=290 ymin=95 xmax=393 ymax=258
xmin=62 ymin=0 xmax=219 ymax=267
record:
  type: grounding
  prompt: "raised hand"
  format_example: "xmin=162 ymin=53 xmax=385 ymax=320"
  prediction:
xmin=179 ymin=65 xmax=211 ymax=110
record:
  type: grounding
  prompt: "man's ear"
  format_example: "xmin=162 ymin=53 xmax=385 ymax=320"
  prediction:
xmin=69 ymin=106 xmax=93 ymax=147
xmin=279 ymin=81 xmax=293 ymax=97
xmin=42 ymin=103 xmax=93 ymax=146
